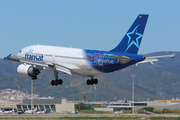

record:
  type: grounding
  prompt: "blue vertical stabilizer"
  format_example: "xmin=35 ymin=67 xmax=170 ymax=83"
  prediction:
xmin=110 ymin=14 xmax=149 ymax=54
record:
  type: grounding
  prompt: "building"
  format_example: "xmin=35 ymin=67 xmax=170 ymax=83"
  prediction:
xmin=16 ymin=98 xmax=74 ymax=113
xmin=104 ymin=100 xmax=180 ymax=111
xmin=56 ymin=98 xmax=74 ymax=113
xmin=0 ymin=101 xmax=19 ymax=111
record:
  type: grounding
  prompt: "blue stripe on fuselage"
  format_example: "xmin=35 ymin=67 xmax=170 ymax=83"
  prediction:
xmin=84 ymin=49 xmax=144 ymax=73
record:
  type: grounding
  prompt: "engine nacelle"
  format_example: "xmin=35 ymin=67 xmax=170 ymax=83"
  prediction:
xmin=17 ymin=64 xmax=40 ymax=79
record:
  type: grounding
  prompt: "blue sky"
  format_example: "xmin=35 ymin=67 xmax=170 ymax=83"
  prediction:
xmin=0 ymin=0 xmax=179 ymax=57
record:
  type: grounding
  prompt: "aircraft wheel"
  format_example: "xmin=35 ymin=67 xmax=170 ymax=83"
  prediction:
xmin=32 ymin=76 xmax=37 ymax=80
xmin=90 ymin=79 xmax=94 ymax=85
xmin=51 ymin=80 xmax=55 ymax=86
xmin=58 ymin=79 xmax=63 ymax=85
xmin=87 ymin=79 xmax=90 ymax=85
xmin=55 ymin=79 xmax=59 ymax=86
xmin=94 ymin=79 xmax=98 ymax=84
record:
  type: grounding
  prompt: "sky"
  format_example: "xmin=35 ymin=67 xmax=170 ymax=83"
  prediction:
xmin=0 ymin=0 xmax=180 ymax=58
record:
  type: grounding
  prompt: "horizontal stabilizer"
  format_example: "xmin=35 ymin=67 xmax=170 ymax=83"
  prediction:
xmin=145 ymin=54 xmax=175 ymax=60
xmin=137 ymin=54 xmax=174 ymax=65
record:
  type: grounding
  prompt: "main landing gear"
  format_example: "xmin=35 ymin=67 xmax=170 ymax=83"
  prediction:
xmin=51 ymin=79 xmax=63 ymax=86
xmin=51 ymin=71 xmax=63 ymax=86
xmin=86 ymin=76 xmax=98 ymax=85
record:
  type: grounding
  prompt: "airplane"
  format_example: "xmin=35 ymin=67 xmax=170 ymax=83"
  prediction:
xmin=36 ymin=109 xmax=46 ymax=114
xmin=24 ymin=107 xmax=37 ymax=114
xmin=3 ymin=108 xmax=15 ymax=114
xmin=114 ymin=110 xmax=124 ymax=115
xmin=4 ymin=14 xmax=174 ymax=86
xmin=0 ymin=109 xmax=3 ymax=114
xmin=144 ymin=110 xmax=154 ymax=115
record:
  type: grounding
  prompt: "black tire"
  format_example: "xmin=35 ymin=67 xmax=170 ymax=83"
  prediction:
xmin=94 ymin=79 xmax=98 ymax=84
xmin=51 ymin=80 xmax=55 ymax=86
xmin=32 ymin=76 xmax=37 ymax=80
xmin=55 ymin=79 xmax=58 ymax=86
xmin=58 ymin=79 xmax=63 ymax=85
xmin=87 ymin=79 xmax=90 ymax=85
xmin=90 ymin=79 xmax=94 ymax=85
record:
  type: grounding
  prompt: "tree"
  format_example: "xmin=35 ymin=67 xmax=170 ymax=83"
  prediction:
xmin=125 ymin=100 xmax=128 ymax=103
xmin=83 ymin=95 xmax=87 ymax=102
xmin=153 ymin=109 xmax=162 ymax=114
xmin=162 ymin=108 xmax=173 ymax=113
xmin=75 ymin=102 xmax=94 ymax=110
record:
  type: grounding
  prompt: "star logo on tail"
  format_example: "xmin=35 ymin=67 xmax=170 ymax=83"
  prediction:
xmin=125 ymin=25 xmax=143 ymax=52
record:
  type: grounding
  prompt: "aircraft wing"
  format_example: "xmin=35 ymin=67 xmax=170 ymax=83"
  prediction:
xmin=4 ymin=54 xmax=20 ymax=62
xmin=136 ymin=54 xmax=175 ymax=65
xmin=4 ymin=54 xmax=80 ymax=75
xmin=54 ymin=63 xmax=80 ymax=75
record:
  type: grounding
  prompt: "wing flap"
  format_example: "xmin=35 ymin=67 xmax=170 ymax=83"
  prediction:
xmin=54 ymin=63 xmax=80 ymax=75
xmin=55 ymin=64 xmax=72 ymax=75
xmin=20 ymin=60 xmax=49 ymax=68
xmin=55 ymin=63 xmax=80 ymax=70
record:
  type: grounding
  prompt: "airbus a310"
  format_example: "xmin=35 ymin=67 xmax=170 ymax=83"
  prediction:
xmin=4 ymin=14 xmax=174 ymax=86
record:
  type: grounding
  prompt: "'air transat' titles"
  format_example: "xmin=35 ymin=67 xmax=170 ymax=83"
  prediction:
xmin=25 ymin=53 xmax=44 ymax=61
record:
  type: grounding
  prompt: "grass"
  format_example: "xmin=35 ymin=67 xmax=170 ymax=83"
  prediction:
xmin=78 ymin=110 xmax=114 ymax=114
xmin=1 ymin=113 xmax=180 ymax=120
xmin=148 ymin=117 xmax=180 ymax=120
xmin=0 ymin=116 xmax=144 ymax=120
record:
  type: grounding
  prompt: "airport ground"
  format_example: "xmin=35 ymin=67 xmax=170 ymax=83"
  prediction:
xmin=0 ymin=114 xmax=180 ymax=120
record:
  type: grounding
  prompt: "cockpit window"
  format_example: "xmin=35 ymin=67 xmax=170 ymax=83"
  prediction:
xmin=19 ymin=50 xmax=22 ymax=53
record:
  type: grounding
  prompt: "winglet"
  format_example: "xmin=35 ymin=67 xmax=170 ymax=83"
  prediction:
xmin=7 ymin=54 xmax=12 ymax=60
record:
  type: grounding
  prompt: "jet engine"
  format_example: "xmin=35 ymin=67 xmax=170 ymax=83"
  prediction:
xmin=17 ymin=64 xmax=40 ymax=79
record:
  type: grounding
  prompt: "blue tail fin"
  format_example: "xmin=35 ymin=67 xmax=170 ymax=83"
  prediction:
xmin=110 ymin=14 xmax=149 ymax=54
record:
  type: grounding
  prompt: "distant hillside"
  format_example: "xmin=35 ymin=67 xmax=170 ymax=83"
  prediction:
xmin=0 ymin=51 xmax=179 ymax=101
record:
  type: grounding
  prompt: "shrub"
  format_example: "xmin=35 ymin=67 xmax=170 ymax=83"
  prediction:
xmin=162 ymin=108 xmax=173 ymax=113
xmin=75 ymin=102 xmax=94 ymax=110
xmin=142 ymin=107 xmax=154 ymax=112
xmin=136 ymin=109 xmax=144 ymax=113
xmin=123 ymin=110 xmax=132 ymax=114
xmin=94 ymin=105 xmax=106 ymax=108
xmin=153 ymin=109 xmax=162 ymax=114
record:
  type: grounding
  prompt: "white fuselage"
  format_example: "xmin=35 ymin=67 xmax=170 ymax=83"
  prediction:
xmin=17 ymin=45 xmax=103 ymax=76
